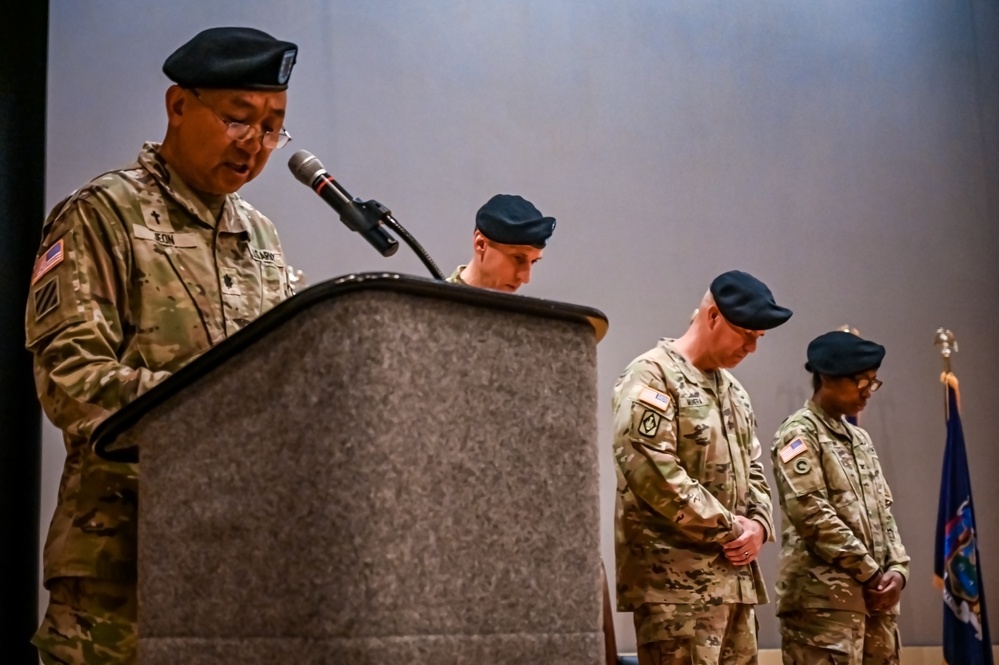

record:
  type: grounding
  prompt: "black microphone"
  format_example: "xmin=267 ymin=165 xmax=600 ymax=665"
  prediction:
xmin=288 ymin=150 xmax=398 ymax=256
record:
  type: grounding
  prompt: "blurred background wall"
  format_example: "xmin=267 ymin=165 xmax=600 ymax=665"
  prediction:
xmin=35 ymin=0 xmax=999 ymax=650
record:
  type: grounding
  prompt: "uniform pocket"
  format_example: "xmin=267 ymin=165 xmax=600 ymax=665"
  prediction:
xmin=73 ymin=456 xmax=139 ymax=579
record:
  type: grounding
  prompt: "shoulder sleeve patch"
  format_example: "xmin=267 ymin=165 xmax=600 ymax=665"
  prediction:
xmin=637 ymin=409 xmax=661 ymax=438
xmin=31 ymin=238 xmax=65 ymax=285
xmin=637 ymin=386 xmax=672 ymax=412
xmin=778 ymin=437 xmax=808 ymax=463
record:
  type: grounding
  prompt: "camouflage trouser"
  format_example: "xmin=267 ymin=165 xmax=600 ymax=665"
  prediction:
xmin=779 ymin=609 xmax=900 ymax=665
xmin=32 ymin=577 xmax=137 ymax=665
xmin=633 ymin=602 xmax=758 ymax=665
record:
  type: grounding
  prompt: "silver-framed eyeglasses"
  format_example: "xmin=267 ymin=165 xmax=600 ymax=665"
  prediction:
xmin=854 ymin=376 xmax=883 ymax=392
xmin=189 ymin=88 xmax=292 ymax=150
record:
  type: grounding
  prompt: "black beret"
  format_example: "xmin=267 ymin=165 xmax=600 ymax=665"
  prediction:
xmin=806 ymin=331 xmax=885 ymax=376
xmin=163 ymin=27 xmax=298 ymax=91
xmin=710 ymin=270 xmax=792 ymax=330
xmin=475 ymin=194 xmax=556 ymax=249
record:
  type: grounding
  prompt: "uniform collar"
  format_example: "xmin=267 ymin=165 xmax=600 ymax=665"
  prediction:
xmin=448 ymin=264 xmax=469 ymax=285
xmin=806 ymin=399 xmax=852 ymax=438
xmin=137 ymin=142 xmax=248 ymax=234
xmin=660 ymin=338 xmax=732 ymax=396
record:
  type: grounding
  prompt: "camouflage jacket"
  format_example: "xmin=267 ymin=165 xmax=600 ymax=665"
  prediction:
xmin=25 ymin=142 xmax=292 ymax=583
xmin=770 ymin=401 xmax=909 ymax=615
xmin=445 ymin=264 xmax=468 ymax=285
xmin=611 ymin=338 xmax=774 ymax=610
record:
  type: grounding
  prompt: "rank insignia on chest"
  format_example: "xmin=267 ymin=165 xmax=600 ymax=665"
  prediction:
xmin=221 ymin=272 xmax=240 ymax=294
xmin=637 ymin=387 xmax=671 ymax=412
xmin=779 ymin=437 xmax=807 ymax=463
xmin=638 ymin=409 xmax=661 ymax=438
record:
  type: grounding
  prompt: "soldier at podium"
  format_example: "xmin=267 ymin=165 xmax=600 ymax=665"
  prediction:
xmin=446 ymin=193 xmax=555 ymax=292
xmin=24 ymin=27 xmax=300 ymax=664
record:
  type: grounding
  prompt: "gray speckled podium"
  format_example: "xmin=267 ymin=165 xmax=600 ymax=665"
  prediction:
xmin=95 ymin=274 xmax=607 ymax=665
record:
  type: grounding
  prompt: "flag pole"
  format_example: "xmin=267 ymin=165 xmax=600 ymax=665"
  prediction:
xmin=934 ymin=328 xmax=959 ymax=418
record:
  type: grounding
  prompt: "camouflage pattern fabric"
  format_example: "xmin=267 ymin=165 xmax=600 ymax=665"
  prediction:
xmin=25 ymin=142 xmax=292 ymax=658
xmin=445 ymin=264 xmax=468 ymax=285
xmin=635 ymin=602 xmax=759 ymax=665
xmin=779 ymin=608 xmax=900 ymax=665
xmin=32 ymin=577 xmax=137 ymax=664
xmin=611 ymin=338 xmax=774 ymax=611
xmin=770 ymin=401 xmax=909 ymax=616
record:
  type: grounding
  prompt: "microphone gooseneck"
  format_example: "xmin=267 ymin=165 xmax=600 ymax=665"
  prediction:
xmin=288 ymin=150 xmax=398 ymax=257
xmin=287 ymin=150 xmax=444 ymax=279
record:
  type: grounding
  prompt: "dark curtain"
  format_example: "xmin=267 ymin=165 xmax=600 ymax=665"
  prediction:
xmin=0 ymin=1 xmax=49 ymax=662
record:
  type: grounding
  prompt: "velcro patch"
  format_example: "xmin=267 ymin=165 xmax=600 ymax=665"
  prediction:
xmin=250 ymin=247 xmax=282 ymax=265
xmin=680 ymin=390 xmax=705 ymax=407
xmin=779 ymin=438 xmax=807 ymax=463
xmin=33 ymin=276 xmax=60 ymax=320
xmin=132 ymin=224 xmax=199 ymax=247
xmin=638 ymin=409 xmax=661 ymax=438
xmin=31 ymin=239 xmax=64 ymax=285
xmin=638 ymin=387 xmax=671 ymax=412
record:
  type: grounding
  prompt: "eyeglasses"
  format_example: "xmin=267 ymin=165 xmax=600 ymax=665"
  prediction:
xmin=722 ymin=316 xmax=764 ymax=342
xmin=188 ymin=89 xmax=292 ymax=150
xmin=853 ymin=376 xmax=883 ymax=392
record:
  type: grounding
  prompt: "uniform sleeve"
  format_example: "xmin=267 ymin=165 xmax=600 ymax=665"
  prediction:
xmin=770 ymin=428 xmax=880 ymax=583
xmin=873 ymin=449 xmax=910 ymax=582
xmin=612 ymin=360 xmax=738 ymax=545
xmin=746 ymin=425 xmax=775 ymax=542
xmin=24 ymin=193 xmax=170 ymax=442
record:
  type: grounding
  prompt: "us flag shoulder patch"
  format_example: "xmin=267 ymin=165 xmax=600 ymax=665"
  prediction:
xmin=779 ymin=437 xmax=807 ymax=463
xmin=637 ymin=386 xmax=671 ymax=411
xmin=31 ymin=239 xmax=65 ymax=285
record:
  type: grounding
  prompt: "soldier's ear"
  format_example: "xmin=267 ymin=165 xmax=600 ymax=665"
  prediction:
xmin=706 ymin=305 xmax=722 ymax=330
xmin=165 ymin=85 xmax=187 ymax=127
xmin=472 ymin=230 xmax=487 ymax=257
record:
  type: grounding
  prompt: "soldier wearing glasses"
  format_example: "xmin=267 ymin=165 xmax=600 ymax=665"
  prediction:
xmin=771 ymin=331 xmax=909 ymax=664
xmin=25 ymin=27 xmax=298 ymax=664
xmin=612 ymin=270 xmax=792 ymax=665
xmin=446 ymin=194 xmax=555 ymax=293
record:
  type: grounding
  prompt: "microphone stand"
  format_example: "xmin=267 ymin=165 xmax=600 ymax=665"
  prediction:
xmin=357 ymin=199 xmax=445 ymax=281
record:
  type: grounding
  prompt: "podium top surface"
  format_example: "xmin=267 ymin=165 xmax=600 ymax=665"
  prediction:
xmin=92 ymin=272 xmax=608 ymax=462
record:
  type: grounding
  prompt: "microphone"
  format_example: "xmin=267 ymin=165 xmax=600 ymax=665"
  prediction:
xmin=288 ymin=150 xmax=398 ymax=256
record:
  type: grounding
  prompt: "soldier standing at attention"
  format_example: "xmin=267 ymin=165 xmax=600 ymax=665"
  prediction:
xmin=771 ymin=331 xmax=908 ymax=664
xmin=445 ymin=193 xmax=555 ymax=292
xmin=25 ymin=27 xmax=299 ymax=664
xmin=612 ymin=270 xmax=793 ymax=665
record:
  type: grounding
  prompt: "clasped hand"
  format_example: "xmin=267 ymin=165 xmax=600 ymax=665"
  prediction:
xmin=864 ymin=571 xmax=904 ymax=613
xmin=723 ymin=515 xmax=764 ymax=566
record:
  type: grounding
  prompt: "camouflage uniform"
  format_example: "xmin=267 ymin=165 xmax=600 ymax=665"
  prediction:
xmin=26 ymin=142 xmax=292 ymax=663
xmin=771 ymin=401 xmax=909 ymax=665
xmin=612 ymin=338 xmax=774 ymax=665
xmin=445 ymin=264 xmax=468 ymax=285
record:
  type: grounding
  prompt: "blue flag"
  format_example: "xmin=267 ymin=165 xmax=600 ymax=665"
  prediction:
xmin=934 ymin=379 xmax=994 ymax=664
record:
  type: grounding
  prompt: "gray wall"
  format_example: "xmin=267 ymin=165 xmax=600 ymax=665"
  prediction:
xmin=42 ymin=0 xmax=998 ymax=651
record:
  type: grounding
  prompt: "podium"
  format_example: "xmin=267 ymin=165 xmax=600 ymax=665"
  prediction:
xmin=94 ymin=273 xmax=608 ymax=665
